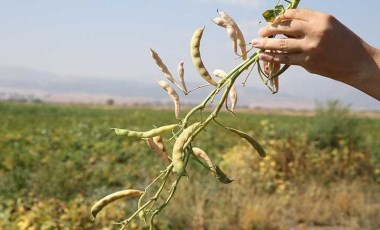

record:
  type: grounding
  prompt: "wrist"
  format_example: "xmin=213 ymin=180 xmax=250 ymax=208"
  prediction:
xmin=352 ymin=44 xmax=380 ymax=100
xmin=372 ymin=47 xmax=380 ymax=71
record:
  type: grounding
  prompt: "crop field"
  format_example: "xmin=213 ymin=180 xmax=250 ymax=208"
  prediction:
xmin=1 ymin=101 xmax=380 ymax=229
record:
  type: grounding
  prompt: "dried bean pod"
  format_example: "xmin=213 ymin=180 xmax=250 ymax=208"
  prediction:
xmin=190 ymin=27 xmax=217 ymax=86
xmin=229 ymin=85 xmax=238 ymax=113
xmin=216 ymin=11 xmax=247 ymax=60
xmin=146 ymin=138 xmax=171 ymax=164
xmin=192 ymin=147 xmax=214 ymax=170
xmin=112 ymin=124 xmax=178 ymax=138
xmin=212 ymin=17 xmax=228 ymax=28
xmin=214 ymin=166 xmax=233 ymax=184
xmin=212 ymin=69 xmax=227 ymax=78
xmin=225 ymin=127 xmax=266 ymax=157
xmin=264 ymin=61 xmax=280 ymax=93
xmin=177 ymin=60 xmax=188 ymax=93
xmin=157 ymin=80 xmax=181 ymax=119
xmin=150 ymin=48 xmax=175 ymax=83
xmin=212 ymin=69 xmax=237 ymax=113
xmin=153 ymin=135 xmax=166 ymax=152
xmin=91 ymin=189 xmax=143 ymax=220
xmin=226 ymin=26 xmax=238 ymax=54
xmin=213 ymin=16 xmax=239 ymax=55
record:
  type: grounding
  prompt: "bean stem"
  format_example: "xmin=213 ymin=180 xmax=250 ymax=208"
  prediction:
xmin=147 ymin=0 xmax=302 ymax=226
xmin=117 ymin=0 xmax=302 ymax=228
xmin=182 ymin=0 xmax=301 ymax=136
xmin=120 ymin=164 xmax=173 ymax=229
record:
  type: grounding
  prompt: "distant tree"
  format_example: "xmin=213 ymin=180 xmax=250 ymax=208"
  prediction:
xmin=308 ymin=100 xmax=360 ymax=149
xmin=106 ymin=98 xmax=114 ymax=106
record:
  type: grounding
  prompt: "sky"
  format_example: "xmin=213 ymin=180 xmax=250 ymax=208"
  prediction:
xmin=0 ymin=0 xmax=380 ymax=107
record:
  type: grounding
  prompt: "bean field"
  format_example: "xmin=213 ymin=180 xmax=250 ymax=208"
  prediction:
xmin=1 ymin=101 xmax=380 ymax=229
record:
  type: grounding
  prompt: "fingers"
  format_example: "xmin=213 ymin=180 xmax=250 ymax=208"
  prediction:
xmin=275 ymin=9 xmax=316 ymax=22
xmin=259 ymin=52 xmax=305 ymax=66
xmin=259 ymin=19 xmax=307 ymax=38
xmin=253 ymin=18 xmax=308 ymax=53
xmin=251 ymin=37 xmax=303 ymax=53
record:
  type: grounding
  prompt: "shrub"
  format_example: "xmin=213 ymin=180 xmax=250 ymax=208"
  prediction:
xmin=308 ymin=100 xmax=361 ymax=149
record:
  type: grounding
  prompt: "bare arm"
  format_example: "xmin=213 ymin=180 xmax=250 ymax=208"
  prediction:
xmin=251 ymin=9 xmax=380 ymax=100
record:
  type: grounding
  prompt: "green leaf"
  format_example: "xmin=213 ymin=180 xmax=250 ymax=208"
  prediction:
xmin=274 ymin=5 xmax=285 ymax=14
xmin=262 ymin=9 xmax=276 ymax=22
xmin=262 ymin=5 xmax=285 ymax=22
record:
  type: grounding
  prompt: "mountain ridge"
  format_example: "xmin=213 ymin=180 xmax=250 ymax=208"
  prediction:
xmin=0 ymin=65 xmax=378 ymax=110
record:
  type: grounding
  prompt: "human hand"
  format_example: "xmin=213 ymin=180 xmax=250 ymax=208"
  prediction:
xmin=251 ymin=9 xmax=380 ymax=99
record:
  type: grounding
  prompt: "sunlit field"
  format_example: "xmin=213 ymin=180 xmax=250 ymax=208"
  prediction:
xmin=1 ymin=101 xmax=379 ymax=229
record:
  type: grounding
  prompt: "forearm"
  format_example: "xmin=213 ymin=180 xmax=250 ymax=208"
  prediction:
xmin=341 ymin=43 xmax=380 ymax=100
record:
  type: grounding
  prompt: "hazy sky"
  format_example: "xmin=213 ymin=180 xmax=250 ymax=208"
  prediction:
xmin=1 ymin=0 xmax=380 ymax=102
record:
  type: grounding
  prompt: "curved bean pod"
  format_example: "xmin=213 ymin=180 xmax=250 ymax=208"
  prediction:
xmin=190 ymin=27 xmax=217 ymax=86
xmin=112 ymin=124 xmax=178 ymax=138
xmin=177 ymin=60 xmax=188 ymax=94
xmin=264 ymin=61 xmax=280 ymax=93
xmin=229 ymin=84 xmax=238 ymax=113
xmin=172 ymin=122 xmax=200 ymax=175
xmin=150 ymin=48 xmax=175 ymax=84
xmin=146 ymin=138 xmax=171 ymax=164
xmin=212 ymin=69 xmax=227 ymax=79
xmin=216 ymin=11 xmax=247 ymax=60
xmin=192 ymin=147 xmax=214 ymax=170
xmin=212 ymin=17 xmax=227 ymax=28
xmin=91 ymin=189 xmax=143 ymax=220
xmin=157 ymin=80 xmax=181 ymax=119
xmin=153 ymin=135 xmax=166 ymax=152
xmin=212 ymin=69 xmax=237 ymax=113
xmin=225 ymin=127 xmax=266 ymax=157
xmin=214 ymin=165 xmax=233 ymax=184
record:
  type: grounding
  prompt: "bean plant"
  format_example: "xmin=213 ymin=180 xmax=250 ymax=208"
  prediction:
xmin=91 ymin=0 xmax=301 ymax=229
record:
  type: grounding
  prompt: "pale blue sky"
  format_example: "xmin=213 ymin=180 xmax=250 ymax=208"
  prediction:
xmin=1 ymin=0 xmax=380 ymax=107
xmin=1 ymin=0 xmax=379 ymax=76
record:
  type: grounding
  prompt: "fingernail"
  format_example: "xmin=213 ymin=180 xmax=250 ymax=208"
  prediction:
xmin=250 ymin=39 xmax=261 ymax=47
xmin=259 ymin=53 xmax=273 ymax=62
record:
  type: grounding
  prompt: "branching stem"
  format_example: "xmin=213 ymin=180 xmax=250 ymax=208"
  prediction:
xmin=111 ymin=1 xmax=302 ymax=229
